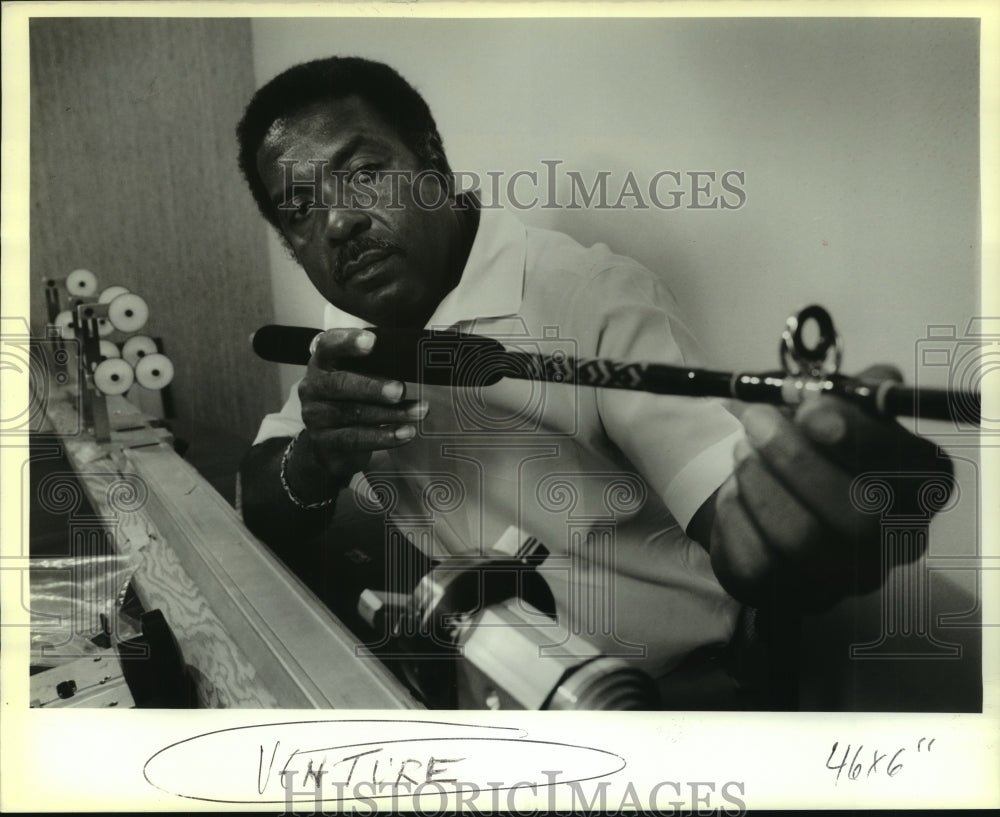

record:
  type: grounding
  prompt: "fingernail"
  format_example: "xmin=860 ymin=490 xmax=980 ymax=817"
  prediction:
xmin=802 ymin=405 xmax=847 ymax=445
xmin=356 ymin=330 xmax=375 ymax=351
xmin=743 ymin=407 xmax=778 ymax=446
xmin=733 ymin=436 xmax=751 ymax=463
xmin=406 ymin=401 xmax=429 ymax=419
xmin=395 ymin=425 xmax=416 ymax=440
xmin=382 ymin=381 xmax=404 ymax=401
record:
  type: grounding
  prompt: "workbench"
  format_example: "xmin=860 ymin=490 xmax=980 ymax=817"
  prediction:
xmin=32 ymin=366 xmax=419 ymax=709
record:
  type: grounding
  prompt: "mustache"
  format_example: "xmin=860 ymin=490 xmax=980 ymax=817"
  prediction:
xmin=332 ymin=236 xmax=406 ymax=285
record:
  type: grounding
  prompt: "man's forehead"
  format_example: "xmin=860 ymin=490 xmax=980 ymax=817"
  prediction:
xmin=261 ymin=115 xmax=293 ymax=146
xmin=258 ymin=96 xmax=395 ymax=162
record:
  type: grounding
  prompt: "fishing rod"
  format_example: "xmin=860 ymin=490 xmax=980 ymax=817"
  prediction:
xmin=251 ymin=305 xmax=981 ymax=424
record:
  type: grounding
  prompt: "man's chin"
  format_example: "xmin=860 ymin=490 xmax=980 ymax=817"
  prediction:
xmin=349 ymin=286 xmax=431 ymax=329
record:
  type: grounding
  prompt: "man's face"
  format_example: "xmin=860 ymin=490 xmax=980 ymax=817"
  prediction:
xmin=256 ymin=97 xmax=466 ymax=327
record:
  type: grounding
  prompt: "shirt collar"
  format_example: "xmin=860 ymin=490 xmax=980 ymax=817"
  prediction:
xmin=425 ymin=203 xmax=526 ymax=329
xmin=322 ymin=202 xmax=526 ymax=331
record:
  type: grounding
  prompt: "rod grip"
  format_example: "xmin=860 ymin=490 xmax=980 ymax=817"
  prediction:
xmin=250 ymin=325 xmax=505 ymax=386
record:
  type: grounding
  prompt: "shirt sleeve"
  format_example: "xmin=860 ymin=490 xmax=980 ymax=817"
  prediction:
xmin=252 ymin=378 xmax=306 ymax=446
xmin=585 ymin=265 xmax=744 ymax=530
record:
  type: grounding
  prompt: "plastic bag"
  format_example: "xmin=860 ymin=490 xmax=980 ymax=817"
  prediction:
xmin=29 ymin=554 xmax=141 ymax=668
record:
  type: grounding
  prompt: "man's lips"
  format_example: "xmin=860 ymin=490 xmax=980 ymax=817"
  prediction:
xmin=337 ymin=247 xmax=400 ymax=286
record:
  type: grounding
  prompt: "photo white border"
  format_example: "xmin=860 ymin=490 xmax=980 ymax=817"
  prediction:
xmin=2 ymin=1 xmax=997 ymax=811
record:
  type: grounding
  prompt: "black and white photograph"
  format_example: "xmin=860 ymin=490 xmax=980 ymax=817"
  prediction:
xmin=1 ymin=2 xmax=997 ymax=812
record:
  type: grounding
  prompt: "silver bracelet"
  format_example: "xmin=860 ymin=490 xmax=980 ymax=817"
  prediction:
xmin=279 ymin=430 xmax=338 ymax=510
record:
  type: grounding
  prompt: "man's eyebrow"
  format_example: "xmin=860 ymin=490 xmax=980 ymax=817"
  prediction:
xmin=268 ymin=134 xmax=389 ymax=206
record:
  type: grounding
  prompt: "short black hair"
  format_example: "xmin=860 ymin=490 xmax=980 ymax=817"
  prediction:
xmin=236 ymin=56 xmax=452 ymax=229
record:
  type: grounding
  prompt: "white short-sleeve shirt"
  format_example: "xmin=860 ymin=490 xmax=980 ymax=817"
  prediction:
xmin=254 ymin=206 xmax=744 ymax=677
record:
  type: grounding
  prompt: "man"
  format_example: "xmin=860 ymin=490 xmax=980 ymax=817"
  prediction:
xmin=236 ymin=57 xmax=950 ymax=704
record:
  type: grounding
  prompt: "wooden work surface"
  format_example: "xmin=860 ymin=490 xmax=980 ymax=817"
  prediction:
xmin=38 ymin=382 xmax=419 ymax=709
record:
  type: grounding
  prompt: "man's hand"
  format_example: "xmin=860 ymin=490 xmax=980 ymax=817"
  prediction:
xmin=285 ymin=328 xmax=428 ymax=500
xmin=708 ymin=367 xmax=954 ymax=612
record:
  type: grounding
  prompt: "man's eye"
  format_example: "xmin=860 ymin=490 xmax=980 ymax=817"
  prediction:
xmin=351 ymin=166 xmax=379 ymax=185
xmin=285 ymin=199 xmax=315 ymax=224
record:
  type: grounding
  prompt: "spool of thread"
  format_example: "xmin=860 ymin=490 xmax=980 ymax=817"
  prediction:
xmin=134 ymin=353 xmax=174 ymax=390
xmin=93 ymin=358 xmax=134 ymax=395
xmin=108 ymin=293 xmax=149 ymax=333
xmin=54 ymin=310 xmax=75 ymax=340
xmin=98 ymin=285 xmax=130 ymax=304
xmin=122 ymin=335 xmax=158 ymax=367
xmin=66 ymin=269 xmax=98 ymax=298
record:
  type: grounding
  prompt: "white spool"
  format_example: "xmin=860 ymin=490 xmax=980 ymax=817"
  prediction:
xmin=98 ymin=285 xmax=130 ymax=304
xmin=54 ymin=310 xmax=75 ymax=340
xmin=99 ymin=340 xmax=120 ymax=360
xmin=134 ymin=353 xmax=174 ymax=390
xmin=108 ymin=293 xmax=149 ymax=333
xmin=97 ymin=317 xmax=114 ymax=337
xmin=66 ymin=269 xmax=98 ymax=297
xmin=93 ymin=358 xmax=135 ymax=395
xmin=122 ymin=335 xmax=158 ymax=367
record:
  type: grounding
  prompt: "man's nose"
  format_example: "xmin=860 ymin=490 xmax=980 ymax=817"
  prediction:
xmin=323 ymin=205 xmax=371 ymax=245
